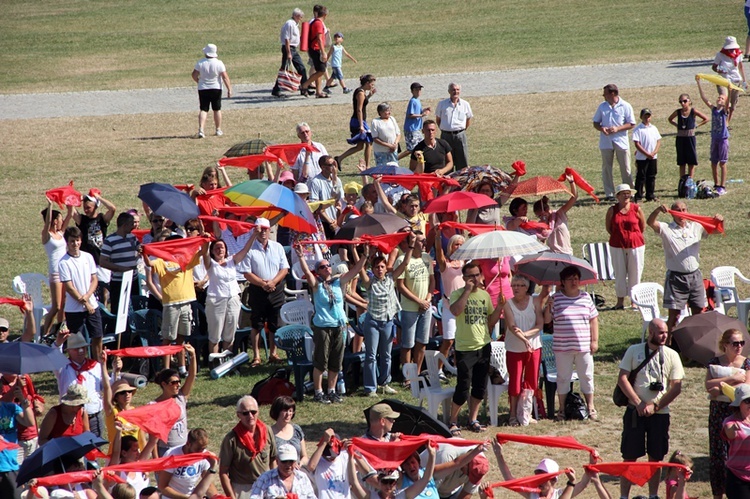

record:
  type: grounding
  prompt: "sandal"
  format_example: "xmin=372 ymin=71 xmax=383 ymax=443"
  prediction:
xmin=268 ymin=354 xmax=283 ymax=364
xmin=449 ymin=422 xmax=462 ymax=437
xmin=554 ymin=411 xmax=566 ymax=422
xmin=467 ymin=420 xmax=486 ymax=433
xmin=250 ymin=357 xmax=262 ymax=367
xmin=315 ymin=93 xmax=330 ymax=99
xmin=588 ymin=408 xmax=599 ymax=421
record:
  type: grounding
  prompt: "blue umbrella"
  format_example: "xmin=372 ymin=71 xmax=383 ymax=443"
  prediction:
xmin=361 ymin=163 xmax=412 ymax=176
xmin=17 ymin=432 xmax=108 ymax=485
xmin=138 ymin=183 xmax=200 ymax=226
xmin=0 ymin=342 xmax=69 ymax=374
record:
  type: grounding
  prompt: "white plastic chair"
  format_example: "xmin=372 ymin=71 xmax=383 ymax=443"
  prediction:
xmin=283 ymin=285 xmax=310 ymax=303
xmin=485 ymin=341 xmax=510 ymax=426
xmin=280 ymin=300 xmax=315 ymax=326
xmin=711 ymin=266 xmax=750 ymax=327
xmin=424 ymin=350 xmax=457 ymax=382
xmin=12 ymin=273 xmax=50 ymax=341
xmin=402 ymin=362 xmax=455 ymax=423
xmin=630 ymin=283 xmax=669 ymax=341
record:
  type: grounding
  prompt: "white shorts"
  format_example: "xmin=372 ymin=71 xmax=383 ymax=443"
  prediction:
xmin=161 ymin=302 xmax=192 ymax=341
xmin=441 ymin=297 xmax=456 ymax=340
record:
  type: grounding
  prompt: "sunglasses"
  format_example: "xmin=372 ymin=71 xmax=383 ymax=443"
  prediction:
xmin=380 ymin=479 xmax=397 ymax=485
xmin=152 ymin=218 xmax=165 ymax=223
xmin=167 ymin=380 xmax=181 ymax=386
xmin=732 ymin=341 xmax=746 ymax=347
xmin=238 ymin=410 xmax=258 ymax=416
xmin=679 ymin=99 xmax=689 ymax=103
xmin=186 ymin=227 xmax=199 ymax=232
xmin=318 ymin=264 xmax=331 ymax=269
xmin=0 ymin=328 xmax=8 ymax=333
xmin=280 ymin=459 xmax=296 ymax=465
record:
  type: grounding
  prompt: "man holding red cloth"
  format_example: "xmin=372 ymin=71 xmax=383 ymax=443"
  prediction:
xmin=219 ymin=395 xmax=277 ymax=499
xmin=646 ymin=201 xmax=724 ymax=341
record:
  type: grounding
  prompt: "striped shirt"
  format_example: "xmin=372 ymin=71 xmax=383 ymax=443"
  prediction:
xmin=724 ymin=414 xmax=750 ymax=482
xmin=100 ymin=233 xmax=140 ymax=281
xmin=550 ymin=291 xmax=598 ymax=352
xmin=365 ymin=272 xmax=400 ymax=321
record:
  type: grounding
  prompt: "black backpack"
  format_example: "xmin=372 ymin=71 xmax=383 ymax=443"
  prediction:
xmin=564 ymin=392 xmax=589 ymax=420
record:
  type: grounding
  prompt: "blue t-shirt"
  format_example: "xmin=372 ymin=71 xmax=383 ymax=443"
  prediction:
xmin=330 ymin=45 xmax=343 ymax=68
xmin=403 ymin=468 xmax=439 ymax=499
xmin=0 ymin=402 xmax=21 ymax=472
xmin=404 ymin=97 xmax=423 ymax=132
xmin=711 ymin=106 xmax=729 ymax=140
xmin=312 ymin=278 xmax=347 ymax=328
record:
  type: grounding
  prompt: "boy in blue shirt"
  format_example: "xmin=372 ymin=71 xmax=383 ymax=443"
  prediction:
xmin=402 ymin=82 xmax=431 ymax=155
xmin=696 ymin=76 xmax=731 ymax=195
xmin=325 ymin=32 xmax=357 ymax=94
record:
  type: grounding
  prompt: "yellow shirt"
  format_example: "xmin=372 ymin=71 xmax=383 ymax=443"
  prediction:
xmin=150 ymin=252 xmax=201 ymax=306
xmin=450 ymin=288 xmax=493 ymax=352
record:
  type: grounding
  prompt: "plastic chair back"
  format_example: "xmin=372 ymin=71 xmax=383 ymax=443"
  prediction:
xmin=280 ymin=300 xmax=315 ymax=326
xmin=274 ymin=325 xmax=314 ymax=364
xmin=582 ymin=243 xmax=615 ymax=281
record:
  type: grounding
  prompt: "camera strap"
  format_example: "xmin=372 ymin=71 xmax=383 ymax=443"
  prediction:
xmin=627 ymin=343 xmax=659 ymax=385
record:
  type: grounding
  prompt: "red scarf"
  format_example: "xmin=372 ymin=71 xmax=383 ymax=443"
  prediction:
xmin=69 ymin=358 xmax=98 ymax=384
xmin=558 ymin=167 xmax=599 ymax=203
xmin=218 ymin=152 xmax=280 ymax=170
xmin=484 ymin=469 xmax=570 ymax=496
xmin=361 ymin=233 xmax=409 ymax=254
xmin=174 ymin=184 xmax=195 ymax=193
xmin=495 ymin=433 xmax=600 ymax=460
xmin=584 ymin=462 xmax=689 ymax=487
xmin=265 ymin=143 xmax=319 ymax=164
xmin=196 ymin=187 xmax=229 ymax=217
xmin=142 ymin=237 xmax=206 ymax=271
xmin=439 ymin=221 xmax=503 ymax=235
xmin=721 ymin=48 xmax=743 ymax=65
xmin=350 ymin=436 xmax=431 ymax=469
xmin=519 ymin=220 xmax=550 ymax=231
xmin=511 ymin=160 xmax=526 ymax=177
xmin=219 ymin=206 xmax=284 ymax=217
xmin=233 ymin=421 xmax=268 ymax=458
xmin=199 ymin=215 xmax=254 ymax=236
xmin=378 ymin=174 xmax=460 ymax=201
xmin=666 ymin=209 xmax=725 ymax=235
xmin=131 ymin=229 xmax=150 ymax=243
xmin=0 ymin=436 xmax=20 ymax=452
xmin=106 ymin=345 xmax=184 ymax=358
xmin=46 ymin=181 xmax=82 ymax=208
xmin=118 ymin=398 xmax=182 ymax=442
xmin=401 ymin=434 xmax=485 ymax=447
xmin=0 ymin=297 xmax=27 ymax=313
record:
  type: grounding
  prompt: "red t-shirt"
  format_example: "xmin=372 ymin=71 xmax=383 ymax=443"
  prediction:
xmin=309 ymin=18 xmax=325 ymax=51
xmin=608 ymin=203 xmax=645 ymax=249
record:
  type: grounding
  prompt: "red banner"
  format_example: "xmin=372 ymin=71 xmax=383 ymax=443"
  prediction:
xmin=378 ymin=174 xmax=460 ymax=201
xmin=667 ymin=209 xmax=725 ymax=235
xmin=117 ymin=398 xmax=181 ymax=442
xmin=584 ymin=462 xmax=689 ymax=487
xmin=46 ymin=181 xmax=82 ymax=208
xmin=495 ymin=433 xmax=599 ymax=460
xmin=485 ymin=469 xmax=571 ymax=496
xmin=142 ymin=237 xmax=206 ymax=271
xmin=105 ymin=345 xmax=184 ymax=358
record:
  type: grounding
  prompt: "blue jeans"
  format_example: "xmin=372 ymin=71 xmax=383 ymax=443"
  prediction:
xmin=374 ymin=151 xmax=398 ymax=167
xmin=363 ymin=314 xmax=394 ymax=393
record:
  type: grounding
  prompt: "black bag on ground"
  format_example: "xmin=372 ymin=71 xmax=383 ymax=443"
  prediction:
xmin=251 ymin=368 xmax=295 ymax=405
xmin=564 ymin=392 xmax=589 ymax=420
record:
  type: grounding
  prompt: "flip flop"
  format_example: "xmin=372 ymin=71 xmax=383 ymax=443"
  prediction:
xmin=268 ymin=354 xmax=283 ymax=364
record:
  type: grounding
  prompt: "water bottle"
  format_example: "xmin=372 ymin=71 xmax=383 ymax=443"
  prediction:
xmin=728 ymin=179 xmax=744 ymax=184
xmin=336 ymin=372 xmax=346 ymax=394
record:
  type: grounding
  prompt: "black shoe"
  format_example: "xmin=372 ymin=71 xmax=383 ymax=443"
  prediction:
xmin=328 ymin=391 xmax=344 ymax=403
xmin=334 ymin=155 xmax=342 ymax=171
xmin=313 ymin=391 xmax=331 ymax=404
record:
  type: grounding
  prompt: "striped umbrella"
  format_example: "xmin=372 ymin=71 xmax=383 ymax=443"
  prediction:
xmin=450 ymin=230 xmax=547 ymax=261
xmin=224 ymin=180 xmax=317 ymax=234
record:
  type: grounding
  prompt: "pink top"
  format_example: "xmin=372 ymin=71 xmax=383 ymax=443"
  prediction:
xmin=440 ymin=262 xmax=464 ymax=299
xmin=478 ymin=257 xmax=512 ymax=308
xmin=723 ymin=414 xmax=750 ymax=482
xmin=609 ymin=203 xmax=645 ymax=249
xmin=665 ymin=478 xmax=689 ymax=499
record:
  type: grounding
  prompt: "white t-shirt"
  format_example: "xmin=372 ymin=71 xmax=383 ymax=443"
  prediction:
xmin=371 ymin=116 xmax=401 ymax=154
xmin=292 ymin=141 xmax=329 ymax=181
xmin=314 ymin=452 xmax=351 ymax=499
xmin=164 ymin=445 xmax=211 ymax=495
xmin=58 ymin=252 xmax=98 ymax=313
xmin=632 ymin=123 xmax=662 ymax=160
xmin=194 ymin=57 xmax=227 ymax=91
xmin=714 ymin=51 xmax=744 ymax=83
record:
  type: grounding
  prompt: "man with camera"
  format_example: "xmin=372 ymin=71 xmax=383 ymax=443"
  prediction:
xmin=616 ymin=318 xmax=684 ymax=499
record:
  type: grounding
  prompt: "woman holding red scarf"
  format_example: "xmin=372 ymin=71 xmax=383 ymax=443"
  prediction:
xmin=532 ymin=176 xmax=578 ymax=255
xmin=220 ymin=395 xmax=277 ymax=499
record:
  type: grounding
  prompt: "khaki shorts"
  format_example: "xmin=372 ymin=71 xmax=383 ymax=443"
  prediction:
xmin=312 ymin=325 xmax=345 ymax=373
xmin=161 ymin=302 xmax=193 ymax=341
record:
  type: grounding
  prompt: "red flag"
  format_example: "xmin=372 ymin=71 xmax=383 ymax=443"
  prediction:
xmin=219 ymin=206 xmax=284 ymax=218
xmin=118 ymin=398 xmax=182 ymax=442
xmin=495 ymin=433 xmax=600 ymax=460
xmin=0 ymin=297 xmax=27 ymax=313
xmin=174 ymin=184 xmax=195 ymax=193
xmin=142 ymin=237 xmax=206 ymax=271
xmin=199 ymin=216 xmax=254 ymax=236
xmin=558 ymin=167 xmax=599 ymax=203
xmin=218 ymin=152 xmax=280 ymax=170
xmin=196 ymin=187 xmax=229 ymax=217
xmin=486 ymin=469 xmax=571 ymax=495
xmin=439 ymin=221 xmax=504 ymax=235
xmin=86 ymin=448 xmax=109 ymax=461
xmin=511 ymin=161 xmax=526 ymax=177
xmin=350 ymin=436 xmax=429 ymax=469
xmin=131 ymin=229 xmax=150 ymax=243
xmin=361 ymin=233 xmax=409 ymax=254
xmin=667 ymin=209 xmax=725 ymax=235
xmin=46 ymin=181 xmax=82 ymax=208
xmin=401 ymin=434 xmax=483 ymax=447
xmin=265 ymin=143 xmax=320 ymax=164
xmin=299 ymin=239 xmax=357 ymax=247
xmin=584 ymin=462 xmax=689 ymax=487
xmin=518 ymin=221 xmax=550 ymax=231
xmin=378 ymin=175 xmax=460 ymax=201
xmin=106 ymin=345 xmax=184 ymax=358
xmin=0 ymin=436 xmax=20 ymax=452
xmin=33 ymin=471 xmax=126 ymax=488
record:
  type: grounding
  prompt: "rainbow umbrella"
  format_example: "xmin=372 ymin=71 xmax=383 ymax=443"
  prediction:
xmin=224 ymin=180 xmax=317 ymax=234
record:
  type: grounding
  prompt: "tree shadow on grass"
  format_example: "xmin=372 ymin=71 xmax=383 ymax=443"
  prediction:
xmin=131 ymin=135 xmax=196 ymax=141
xmin=667 ymin=59 xmax=713 ymax=68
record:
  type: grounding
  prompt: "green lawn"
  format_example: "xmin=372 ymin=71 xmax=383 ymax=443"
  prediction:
xmin=1 ymin=0 xmax=746 ymax=92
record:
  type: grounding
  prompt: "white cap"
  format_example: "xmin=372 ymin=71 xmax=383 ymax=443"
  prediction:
xmin=203 ymin=44 xmax=218 ymax=57
xmin=255 ymin=217 xmax=271 ymax=229
xmin=277 ymin=444 xmax=298 ymax=462
xmin=535 ymin=458 xmax=559 ymax=474
xmin=294 ymin=183 xmax=309 ymax=194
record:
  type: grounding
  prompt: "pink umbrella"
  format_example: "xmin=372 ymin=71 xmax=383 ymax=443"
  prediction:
xmin=423 ymin=191 xmax=497 ymax=214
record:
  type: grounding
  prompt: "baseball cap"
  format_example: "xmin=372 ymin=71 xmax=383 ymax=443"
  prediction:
xmin=334 ymin=32 xmax=344 ymax=38
xmin=640 ymin=108 xmax=652 ymax=118
xmin=535 ymin=458 xmax=560 ymax=474
xmin=410 ymin=82 xmax=424 ymax=90
xmin=255 ymin=218 xmax=271 ymax=229
xmin=0 ymin=318 xmax=9 ymax=330
xmin=370 ymin=403 xmax=400 ymax=420
xmin=277 ymin=444 xmax=298 ymax=462
xmin=731 ymin=384 xmax=750 ymax=407
xmin=467 ymin=454 xmax=489 ymax=484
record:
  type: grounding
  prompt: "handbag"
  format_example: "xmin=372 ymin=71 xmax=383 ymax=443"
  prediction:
xmin=612 ymin=343 xmax=658 ymax=407
xmin=277 ymin=63 xmax=301 ymax=92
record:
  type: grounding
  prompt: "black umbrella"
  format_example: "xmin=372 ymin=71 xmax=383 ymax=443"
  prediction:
xmin=223 ymin=138 xmax=272 ymax=158
xmin=0 ymin=342 xmax=69 ymax=374
xmin=17 ymin=432 xmax=108 ymax=485
xmin=673 ymin=311 xmax=750 ymax=366
xmin=336 ymin=214 xmax=409 ymax=240
xmin=138 ymin=183 xmax=200 ymax=226
xmin=364 ymin=399 xmax=452 ymax=438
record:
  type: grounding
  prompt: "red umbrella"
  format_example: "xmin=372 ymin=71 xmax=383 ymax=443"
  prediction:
xmin=504 ymin=176 xmax=571 ymax=198
xmin=423 ymin=191 xmax=497 ymax=214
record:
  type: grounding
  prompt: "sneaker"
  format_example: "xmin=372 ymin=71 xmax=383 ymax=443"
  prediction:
xmin=716 ymin=186 xmax=727 ymax=196
xmin=178 ymin=367 xmax=188 ymax=378
xmin=197 ymin=130 xmax=205 ymax=139
xmin=215 ymin=129 xmax=223 ymax=136
xmin=380 ymin=384 xmax=398 ymax=395
xmin=438 ymin=371 xmax=449 ymax=383
xmin=343 ymin=88 xmax=353 ymax=94
xmin=323 ymin=86 xmax=332 ymax=94
xmin=313 ymin=391 xmax=331 ymax=404
xmin=328 ymin=391 xmax=344 ymax=404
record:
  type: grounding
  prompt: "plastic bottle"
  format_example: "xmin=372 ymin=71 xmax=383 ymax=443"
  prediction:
xmin=727 ymin=179 xmax=744 ymax=184
xmin=336 ymin=372 xmax=346 ymax=394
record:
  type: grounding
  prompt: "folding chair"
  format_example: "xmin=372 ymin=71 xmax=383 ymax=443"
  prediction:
xmin=582 ymin=243 xmax=615 ymax=306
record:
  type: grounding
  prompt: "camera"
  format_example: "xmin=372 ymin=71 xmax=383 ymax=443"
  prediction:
xmin=649 ymin=381 xmax=664 ymax=391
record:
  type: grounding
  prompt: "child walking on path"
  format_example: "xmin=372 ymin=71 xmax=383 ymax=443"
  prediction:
xmin=696 ymin=76 xmax=731 ymax=196
xmin=632 ymin=108 xmax=662 ymax=202
xmin=667 ymin=93 xmax=708 ymax=178
xmin=325 ymin=32 xmax=357 ymax=94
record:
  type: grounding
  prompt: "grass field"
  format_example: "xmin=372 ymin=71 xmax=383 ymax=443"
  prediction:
xmin=4 ymin=1 xmax=750 ymax=497
xmin=1 ymin=0 xmax=747 ymax=92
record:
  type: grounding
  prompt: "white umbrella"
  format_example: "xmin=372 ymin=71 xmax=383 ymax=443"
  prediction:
xmin=450 ymin=230 xmax=547 ymax=261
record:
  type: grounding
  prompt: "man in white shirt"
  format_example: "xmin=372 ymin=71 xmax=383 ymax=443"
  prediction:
xmin=309 ymin=156 xmax=344 ymax=238
xmin=159 ymin=428 xmax=218 ymax=499
xmin=272 ymin=8 xmax=307 ymax=98
xmin=435 ymin=83 xmax=473 ymax=171
xmin=291 ymin=122 xmax=329 ymax=182
xmin=593 ymin=83 xmax=636 ymax=201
